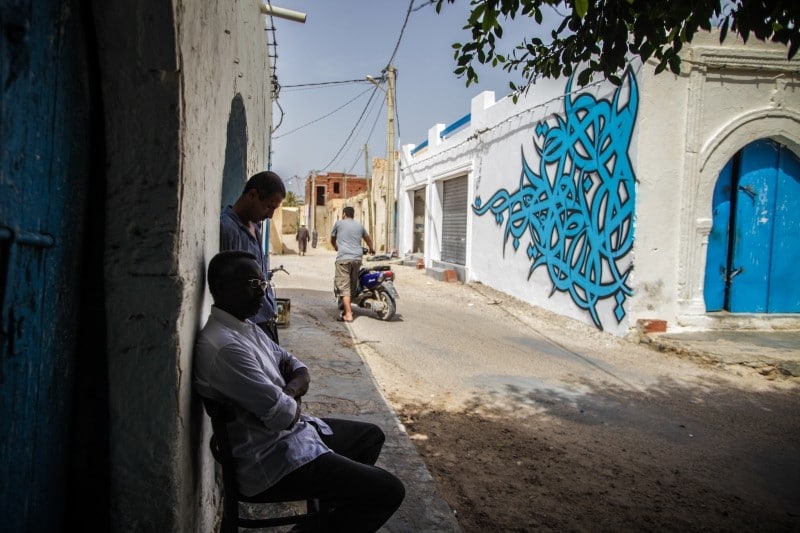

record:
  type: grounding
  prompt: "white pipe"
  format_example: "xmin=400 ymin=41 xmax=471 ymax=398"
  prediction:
xmin=260 ymin=3 xmax=307 ymax=23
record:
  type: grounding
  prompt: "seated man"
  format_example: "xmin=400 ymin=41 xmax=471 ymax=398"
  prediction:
xmin=194 ymin=250 xmax=405 ymax=532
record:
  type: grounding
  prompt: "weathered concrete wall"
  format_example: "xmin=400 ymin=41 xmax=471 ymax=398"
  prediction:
xmin=399 ymin=30 xmax=800 ymax=336
xmin=632 ymin=31 xmax=800 ymax=331
xmin=93 ymin=1 xmax=272 ymax=531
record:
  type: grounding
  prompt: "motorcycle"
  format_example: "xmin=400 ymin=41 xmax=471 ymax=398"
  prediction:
xmin=336 ymin=250 xmax=398 ymax=321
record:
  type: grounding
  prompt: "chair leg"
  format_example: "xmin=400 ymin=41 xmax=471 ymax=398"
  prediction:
xmin=307 ymin=499 xmax=328 ymax=532
xmin=221 ymin=513 xmax=238 ymax=533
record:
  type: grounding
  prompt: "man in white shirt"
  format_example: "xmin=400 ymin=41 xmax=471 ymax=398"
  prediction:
xmin=194 ymin=250 xmax=404 ymax=532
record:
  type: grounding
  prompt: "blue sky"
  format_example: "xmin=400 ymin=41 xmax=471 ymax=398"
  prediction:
xmin=266 ymin=1 xmax=556 ymax=196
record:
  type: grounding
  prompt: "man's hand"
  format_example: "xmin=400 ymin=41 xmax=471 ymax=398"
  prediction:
xmin=288 ymin=397 xmax=302 ymax=429
xmin=279 ymin=359 xmax=292 ymax=380
xmin=282 ymin=366 xmax=310 ymax=399
xmin=368 ymin=249 xmax=375 ymax=255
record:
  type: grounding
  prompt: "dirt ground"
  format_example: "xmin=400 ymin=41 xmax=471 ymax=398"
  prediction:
xmin=392 ymin=395 xmax=798 ymax=533
xmin=345 ymin=264 xmax=800 ymax=533
xmin=276 ymin=244 xmax=799 ymax=532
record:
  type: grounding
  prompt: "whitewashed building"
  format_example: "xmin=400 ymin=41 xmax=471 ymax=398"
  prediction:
xmin=398 ymin=31 xmax=800 ymax=336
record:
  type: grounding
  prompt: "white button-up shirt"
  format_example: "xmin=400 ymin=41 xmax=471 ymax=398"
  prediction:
xmin=194 ymin=306 xmax=332 ymax=496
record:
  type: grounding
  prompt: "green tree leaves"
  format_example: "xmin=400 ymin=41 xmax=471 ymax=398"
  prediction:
xmin=434 ymin=0 xmax=799 ymax=91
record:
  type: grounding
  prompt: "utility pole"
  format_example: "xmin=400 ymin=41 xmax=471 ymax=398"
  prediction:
xmin=364 ymin=144 xmax=374 ymax=242
xmin=310 ymin=171 xmax=317 ymax=234
xmin=366 ymin=65 xmax=397 ymax=253
xmin=386 ymin=65 xmax=396 ymax=253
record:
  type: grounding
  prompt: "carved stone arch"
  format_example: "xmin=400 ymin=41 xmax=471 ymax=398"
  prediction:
xmin=680 ymin=108 xmax=800 ymax=326
xmin=696 ymin=109 xmax=800 ymax=224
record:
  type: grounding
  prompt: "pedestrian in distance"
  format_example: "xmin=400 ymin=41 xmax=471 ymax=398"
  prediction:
xmin=194 ymin=250 xmax=405 ymax=532
xmin=296 ymin=223 xmax=310 ymax=256
xmin=220 ymin=170 xmax=285 ymax=344
xmin=330 ymin=206 xmax=374 ymax=323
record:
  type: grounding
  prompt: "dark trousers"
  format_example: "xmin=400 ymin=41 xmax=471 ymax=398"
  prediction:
xmin=258 ymin=319 xmax=280 ymax=345
xmin=252 ymin=418 xmax=405 ymax=533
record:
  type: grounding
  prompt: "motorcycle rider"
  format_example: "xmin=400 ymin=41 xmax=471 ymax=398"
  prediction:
xmin=330 ymin=206 xmax=374 ymax=323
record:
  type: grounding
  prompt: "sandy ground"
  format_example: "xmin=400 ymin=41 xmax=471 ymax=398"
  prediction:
xmin=368 ymin=272 xmax=799 ymax=533
xmin=395 ymin=401 xmax=799 ymax=532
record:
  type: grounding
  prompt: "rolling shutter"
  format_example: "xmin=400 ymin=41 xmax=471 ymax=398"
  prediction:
xmin=441 ymin=176 xmax=467 ymax=265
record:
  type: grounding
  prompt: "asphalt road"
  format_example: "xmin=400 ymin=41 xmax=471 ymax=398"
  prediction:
xmin=273 ymin=242 xmax=768 ymax=405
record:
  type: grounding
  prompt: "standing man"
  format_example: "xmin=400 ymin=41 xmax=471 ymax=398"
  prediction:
xmin=295 ymin=223 xmax=310 ymax=256
xmin=330 ymin=206 xmax=374 ymax=323
xmin=220 ymin=171 xmax=285 ymax=343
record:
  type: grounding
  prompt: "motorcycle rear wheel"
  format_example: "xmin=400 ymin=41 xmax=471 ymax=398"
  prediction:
xmin=374 ymin=288 xmax=396 ymax=321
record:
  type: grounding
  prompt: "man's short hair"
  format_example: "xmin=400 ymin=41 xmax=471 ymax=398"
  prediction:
xmin=208 ymin=250 xmax=258 ymax=299
xmin=243 ymin=171 xmax=286 ymax=200
xmin=343 ymin=206 xmax=355 ymax=218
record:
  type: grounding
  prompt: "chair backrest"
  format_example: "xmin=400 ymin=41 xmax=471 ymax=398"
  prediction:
xmin=202 ymin=398 xmax=244 ymax=533
xmin=201 ymin=396 xmax=327 ymax=532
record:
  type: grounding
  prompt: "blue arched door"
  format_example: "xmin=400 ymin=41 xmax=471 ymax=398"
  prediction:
xmin=705 ymin=139 xmax=800 ymax=312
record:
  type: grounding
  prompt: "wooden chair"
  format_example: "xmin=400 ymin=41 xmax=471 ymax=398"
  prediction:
xmin=202 ymin=397 xmax=328 ymax=532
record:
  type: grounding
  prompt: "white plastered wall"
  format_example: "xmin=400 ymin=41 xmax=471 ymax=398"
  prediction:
xmin=96 ymin=1 xmax=273 ymax=531
xmin=631 ymin=31 xmax=800 ymax=332
xmin=400 ymin=73 xmax=636 ymax=333
xmin=400 ymin=31 xmax=800 ymax=336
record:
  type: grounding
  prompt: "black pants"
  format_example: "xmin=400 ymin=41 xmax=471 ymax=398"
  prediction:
xmin=258 ymin=319 xmax=280 ymax=345
xmin=252 ymin=418 xmax=405 ymax=533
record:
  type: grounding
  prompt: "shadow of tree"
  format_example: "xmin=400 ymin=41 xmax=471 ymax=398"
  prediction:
xmin=398 ymin=376 xmax=800 ymax=533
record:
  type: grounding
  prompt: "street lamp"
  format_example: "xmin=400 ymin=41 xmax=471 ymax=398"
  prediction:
xmin=366 ymin=65 xmax=396 ymax=253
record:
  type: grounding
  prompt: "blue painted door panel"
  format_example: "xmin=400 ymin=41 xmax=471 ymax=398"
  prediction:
xmin=705 ymin=140 xmax=800 ymax=314
xmin=704 ymin=159 xmax=734 ymax=311
xmin=1 ymin=0 xmax=90 ymax=530
xmin=724 ymin=140 xmax=800 ymax=313
xmin=729 ymin=140 xmax=778 ymax=312
xmin=768 ymin=148 xmax=800 ymax=311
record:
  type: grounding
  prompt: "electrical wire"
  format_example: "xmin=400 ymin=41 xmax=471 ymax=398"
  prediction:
xmin=273 ymin=86 xmax=374 ymax=139
xmin=319 ymin=85 xmax=383 ymax=171
xmin=384 ymin=0 xmax=415 ymax=70
xmin=269 ymin=0 xmax=417 ymax=173
xmin=281 ymin=79 xmax=370 ymax=89
xmin=375 ymin=0 xmax=415 ymax=154
xmin=265 ymin=1 xmax=283 ymax=135
xmin=345 ymin=96 xmax=386 ymax=174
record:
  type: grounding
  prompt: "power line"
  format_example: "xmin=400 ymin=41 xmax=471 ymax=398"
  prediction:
xmin=320 ymin=85 xmax=383 ymax=171
xmin=282 ymin=79 xmax=369 ymax=89
xmin=384 ymin=0 xmax=415 ymax=70
xmin=273 ymin=86 xmax=374 ymax=139
xmin=270 ymin=0 xmax=417 ymax=173
xmin=345 ymin=97 xmax=386 ymax=174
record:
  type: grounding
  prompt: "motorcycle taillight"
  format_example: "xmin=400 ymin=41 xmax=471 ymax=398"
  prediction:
xmin=383 ymin=271 xmax=395 ymax=281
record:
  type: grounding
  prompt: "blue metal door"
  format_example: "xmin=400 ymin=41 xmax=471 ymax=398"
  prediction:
xmin=704 ymin=140 xmax=800 ymax=312
xmin=765 ymin=144 xmax=800 ymax=311
xmin=1 ymin=1 xmax=94 ymax=530
xmin=704 ymin=159 xmax=734 ymax=311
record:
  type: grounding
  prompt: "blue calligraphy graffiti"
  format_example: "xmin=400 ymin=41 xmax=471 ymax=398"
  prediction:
xmin=473 ymin=70 xmax=638 ymax=330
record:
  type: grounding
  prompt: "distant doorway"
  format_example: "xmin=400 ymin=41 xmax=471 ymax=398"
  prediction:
xmin=413 ymin=188 xmax=425 ymax=253
xmin=704 ymin=139 xmax=800 ymax=312
xmin=441 ymin=176 xmax=468 ymax=265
